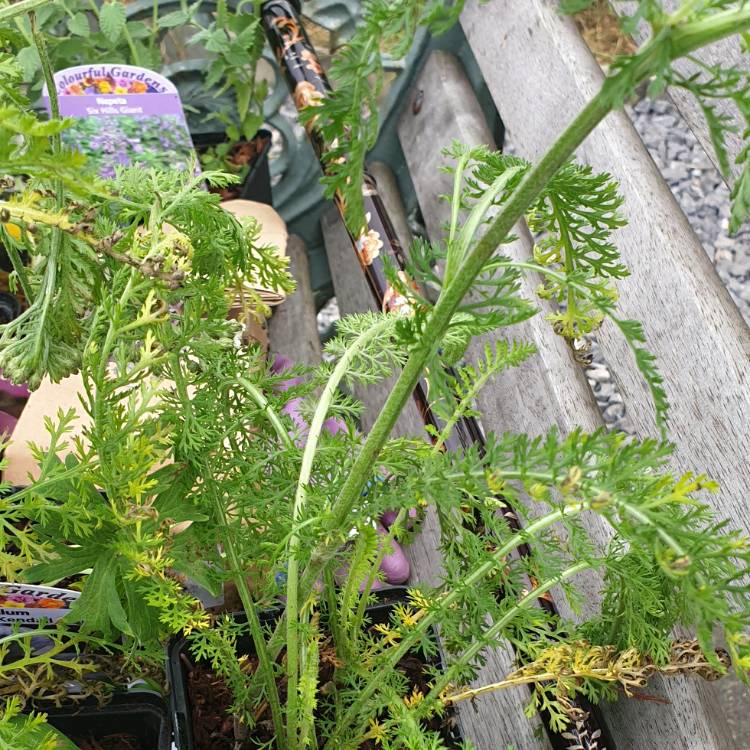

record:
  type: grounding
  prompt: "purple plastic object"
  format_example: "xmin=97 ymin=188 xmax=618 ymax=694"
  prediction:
xmin=374 ymin=522 xmax=410 ymax=584
xmin=272 ymin=355 xmax=409 ymax=585
xmin=380 ymin=507 xmax=418 ymax=529
xmin=0 ymin=411 xmax=17 ymax=437
xmin=272 ymin=355 xmax=347 ymax=437
xmin=0 ymin=379 xmax=29 ymax=399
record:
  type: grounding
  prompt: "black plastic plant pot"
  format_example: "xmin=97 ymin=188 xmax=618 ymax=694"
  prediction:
xmin=0 ymin=292 xmax=21 ymax=324
xmin=237 ymin=128 xmax=273 ymax=205
xmin=167 ymin=587 xmax=462 ymax=750
xmin=43 ymin=691 xmax=172 ymax=750
xmin=195 ymin=128 xmax=273 ymax=206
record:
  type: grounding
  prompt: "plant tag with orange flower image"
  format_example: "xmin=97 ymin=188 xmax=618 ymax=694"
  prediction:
xmin=0 ymin=582 xmax=79 ymax=627
xmin=43 ymin=64 xmax=197 ymax=180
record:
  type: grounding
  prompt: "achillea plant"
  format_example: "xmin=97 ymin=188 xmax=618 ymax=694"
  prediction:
xmin=0 ymin=0 xmax=749 ymax=748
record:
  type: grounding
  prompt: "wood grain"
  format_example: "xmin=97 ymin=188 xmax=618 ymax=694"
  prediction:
xmin=459 ymin=1 xmax=749 ymax=746
xmin=322 ymin=193 xmax=550 ymax=748
xmin=268 ymin=234 xmax=323 ymax=367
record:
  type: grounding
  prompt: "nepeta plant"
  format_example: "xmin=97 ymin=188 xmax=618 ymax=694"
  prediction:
xmin=0 ymin=0 xmax=749 ymax=748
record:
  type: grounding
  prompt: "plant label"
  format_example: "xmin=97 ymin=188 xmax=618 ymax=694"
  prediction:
xmin=0 ymin=581 xmax=79 ymax=626
xmin=43 ymin=63 xmax=198 ymax=180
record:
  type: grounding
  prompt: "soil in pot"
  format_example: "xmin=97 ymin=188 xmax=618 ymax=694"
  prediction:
xmin=183 ymin=648 xmax=455 ymax=750
xmin=200 ymin=131 xmax=272 ymax=203
xmin=172 ymin=593 xmax=460 ymax=750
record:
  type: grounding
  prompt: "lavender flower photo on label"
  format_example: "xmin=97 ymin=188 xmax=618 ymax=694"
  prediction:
xmin=61 ymin=115 xmax=194 ymax=179
xmin=44 ymin=63 xmax=197 ymax=180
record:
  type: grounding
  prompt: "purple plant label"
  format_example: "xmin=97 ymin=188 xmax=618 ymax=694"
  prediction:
xmin=0 ymin=582 xmax=79 ymax=626
xmin=43 ymin=64 xmax=198 ymax=180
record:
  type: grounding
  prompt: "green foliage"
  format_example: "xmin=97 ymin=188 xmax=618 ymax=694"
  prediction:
xmin=303 ymin=0 xmax=467 ymax=234
xmin=99 ymin=1 xmax=126 ymax=45
xmin=2 ymin=2 xmax=750 ymax=749
xmin=4 ymin=1 xmax=155 ymax=94
xmin=426 ymin=340 xmax=537 ymax=448
xmin=323 ymin=312 xmax=405 ymax=389
xmin=2 ymin=0 xmax=265 ymax=155
xmin=0 ymin=698 xmax=76 ymax=750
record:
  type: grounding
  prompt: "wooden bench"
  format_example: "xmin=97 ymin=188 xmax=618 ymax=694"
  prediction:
xmin=6 ymin=2 xmax=744 ymax=747
xmin=301 ymin=3 xmax=750 ymax=748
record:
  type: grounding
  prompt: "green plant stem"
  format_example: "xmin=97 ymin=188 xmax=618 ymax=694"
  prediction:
xmin=237 ymin=376 xmax=294 ymax=449
xmin=551 ymin=197 xmax=578 ymax=324
xmin=314 ymin=92 xmax=613 ymax=588
xmin=150 ymin=0 xmax=159 ymax=54
xmin=471 ymin=466 xmax=694 ymax=564
xmin=286 ymin=317 xmax=392 ymax=750
xmin=444 ymin=150 xmax=469 ymax=283
xmin=424 ymin=560 xmax=592 ymax=706
xmin=207 ymin=481 xmax=286 ymax=750
xmin=3 ymin=243 xmax=33 ymax=304
xmin=29 ymin=11 xmax=65 ymax=372
xmin=303 ymin=4 xmax=750 ymax=605
xmin=0 ymin=0 xmax=53 ymax=22
xmin=88 ymin=271 xmax=137 ymax=476
xmin=669 ymin=5 xmax=750 ymax=56
xmin=323 ymin=564 xmax=347 ymax=655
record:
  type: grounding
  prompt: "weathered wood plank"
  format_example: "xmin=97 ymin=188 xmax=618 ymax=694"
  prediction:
xmin=460 ymin=1 xmax=749 ymax=747
xmin=397 ymin=49 xmax=583 ymax=750
xmin=268 ymin=234 xmax=322 ymax=367
xmin=622 ymin=0 xmax=746 ymax=181
xmin=321 ymin=202 xmax=546 ymax=748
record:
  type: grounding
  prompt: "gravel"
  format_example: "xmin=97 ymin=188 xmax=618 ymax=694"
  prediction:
xmin=316 ymin=296 xmax=340 ymax=336
xmin=584 ymin=93 xmax=750 ymax=434
xmin=629 ymin=96 xmax=750 ymax=321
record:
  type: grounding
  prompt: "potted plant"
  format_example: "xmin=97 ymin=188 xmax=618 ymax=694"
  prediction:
xmin=166 ymin=588 xmax=463 ymax=750
xmin=1 ymin=1 xmax=750 ymax=748
xmin=10 ymin=0 xmax=275 ymax=202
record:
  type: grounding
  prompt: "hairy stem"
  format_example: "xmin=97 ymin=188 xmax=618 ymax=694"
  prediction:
xmin=286 ymin=317 xmax=392 ymax=750
xmin=314 ymin=90 xmax=612 ymax=591
xmin=207 ymin=481 xmax=286 ymax=750
xmin=29 ymin=12 xmax=64 ymax=372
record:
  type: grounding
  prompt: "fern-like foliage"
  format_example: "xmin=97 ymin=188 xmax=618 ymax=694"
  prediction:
xmin=387 ymin=142 xmax=670 ymax=429
xmin=322 ymin=312 xmax=406 ymax=388
xmin=562 ymin=0 xmax=750 ymax=233
xmin=427 ymin=340 xmax=537 ymax=447
xmin=3 ymin=3 xmax=750 ymax=747
xmin=302 ymin=0 xmax=467 ymax=234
